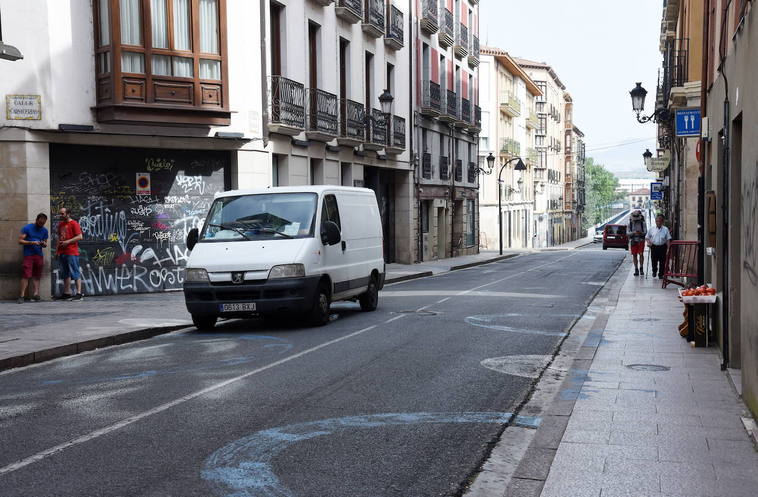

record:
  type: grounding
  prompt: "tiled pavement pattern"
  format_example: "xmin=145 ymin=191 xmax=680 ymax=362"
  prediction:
xmin=539 ymin=267 xmax=758 ymax=497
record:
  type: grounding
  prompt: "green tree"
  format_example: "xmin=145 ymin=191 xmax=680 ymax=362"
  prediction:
xmin=583 ymin=158 xmax=622 ymax=229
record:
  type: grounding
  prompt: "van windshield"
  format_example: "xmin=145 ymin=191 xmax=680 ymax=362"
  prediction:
xmin=200 ymin=193 xmax=318 ymax=242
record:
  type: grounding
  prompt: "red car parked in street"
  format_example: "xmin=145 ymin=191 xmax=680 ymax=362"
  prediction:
xmin=603 ymin=224 xmax=629 ymax=250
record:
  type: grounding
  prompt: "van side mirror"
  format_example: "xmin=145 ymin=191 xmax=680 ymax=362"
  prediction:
xmin=321 ymin=221 xmax=341 ymax=246
xmin=186 ymin=228 xmax=199 ymax=251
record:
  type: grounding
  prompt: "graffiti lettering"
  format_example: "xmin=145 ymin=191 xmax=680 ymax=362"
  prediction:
xmin=91 ymin=247 xmax=116 ymax=266
xmin=744 ymin=174 xmax=758 ymax=286
xmin=145 ymin=157 xmax=175 ymax=172
xmin=175 ymin=175 xmax=207 ymax=195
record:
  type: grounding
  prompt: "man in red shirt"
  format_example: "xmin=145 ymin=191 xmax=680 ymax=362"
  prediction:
xmin=56 ymin=207 xmax=84 ymax=301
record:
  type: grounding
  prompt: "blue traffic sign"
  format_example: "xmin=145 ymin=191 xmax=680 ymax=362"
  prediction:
xmin=676 ymin=108 xmax=701 ymax=137
xmin=650 ymin=182 xmax=663 ymax=200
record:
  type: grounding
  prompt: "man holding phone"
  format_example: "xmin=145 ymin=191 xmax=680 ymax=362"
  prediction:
xmin=18 ymin=213 xmax=49 ymax=303
xmin=56 ymin=207 xmax=84 ymax=301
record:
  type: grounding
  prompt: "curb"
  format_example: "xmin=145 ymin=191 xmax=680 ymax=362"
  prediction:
xmin=0 ymin=325 xmax=190 ymax=373
xmin=1 ymin=253 xmax=520 ymax=373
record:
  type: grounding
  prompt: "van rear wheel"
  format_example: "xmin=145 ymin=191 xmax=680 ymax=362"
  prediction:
xmin=306 ymin=282 xmax=331 ymax=326
xmin=192 ymin=315 xmax=217 ymax=331
xmin=359 ymin=276 xmax=379 ymax=312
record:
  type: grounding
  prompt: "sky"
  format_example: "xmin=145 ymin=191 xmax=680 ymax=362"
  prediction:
xmin=480 ymin=0 xmax=662 ymax=179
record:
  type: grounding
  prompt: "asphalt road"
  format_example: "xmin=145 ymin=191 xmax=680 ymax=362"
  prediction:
xmin=0 ymin=249 xmax=624 ymax=497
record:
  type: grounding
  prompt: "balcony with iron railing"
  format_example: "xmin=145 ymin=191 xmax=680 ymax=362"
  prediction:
xmin=439 ymin=156 xmax=450 ymax=180
xmin=526 ymin=110 xmax=539 ymax=129
xmin=384 ymin=5 xmax=403 ymax=50
xmin=499 ymin=92 xmax=521 ymax=117
xmin=454 ymin=23 xmax=469 ymax=59
xmin=313 ymin=0 xmax=334 ymax=5
xmin=422 ymin=152 xmax=432 ymax=179
xmin=454 ymin=159 xmax=463 ymax=182
xmin=421 ymin=80 xmax=441 ymax=117
xmin=458 ymin=97 xmax=471 ymax=128
xmin=468 ymin=36 xmax=479 ymax=67
xmin=305 ymin=88 xmax=338 ymax=141
xmin=362 ymin=0 xmax=385 ymax=37
xmin=420 ymin=0 xmax=439 ymax=34
xmin=467 ymin=105 xmax=481 ymax=133
xmin=365 ymin=108 xmax=388 ymax=150
xmin=439 ymin=9 xmax=454 ymax=48
xmin=386 ymin=115 xmax=406 ymax=154
xmin=467 ymin=162 xmax=477 ymax=183
xmin=338 ymin=98 xmax=366 ymax=147
xmin=439 ymin=89 xmax=457 ymax=123
xmin=269 ymin=76 xmax=305 ymax=136
xmin=499 ymin=137 xmax=521 ymax=157
xmin=336 ymin=0 xmax=362 ymax=23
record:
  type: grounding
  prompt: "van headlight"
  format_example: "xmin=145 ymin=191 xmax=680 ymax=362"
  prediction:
xmin=268 ymin=264 xmax=305 ymax=279
xmin=185 ymin=268 xmax=209 ymax=282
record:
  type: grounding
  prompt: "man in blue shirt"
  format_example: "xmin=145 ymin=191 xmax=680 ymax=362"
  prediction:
xmin=18 ymin=213 xmax=49 ymax=303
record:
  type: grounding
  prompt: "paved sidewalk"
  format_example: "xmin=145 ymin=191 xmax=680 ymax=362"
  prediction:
xmin=538 ymin=263 xmax=758 ymax=497
xmin=0 ymin=250 xmax=523 ymax=371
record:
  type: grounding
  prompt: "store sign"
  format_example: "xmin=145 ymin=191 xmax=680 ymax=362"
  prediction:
xmin=5 ymin=94 xmax=41 ymax=120
xmin=647 ymin=158 xmax=669 ymax=172
xmin=136 ymin=172 xmax=151 ymax=195
xmin=676 ymin=108 xmax=701 ymax=137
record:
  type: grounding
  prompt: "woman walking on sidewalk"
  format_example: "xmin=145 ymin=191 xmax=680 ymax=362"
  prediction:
xmin=646 ymin=214 xmax=672 ymax=279
xmin=628 ymin=210 xmax=647 ymax=276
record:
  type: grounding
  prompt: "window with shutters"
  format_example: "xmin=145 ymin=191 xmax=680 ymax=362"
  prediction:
xmin=94 ymin=0 xmax=230 ymax=126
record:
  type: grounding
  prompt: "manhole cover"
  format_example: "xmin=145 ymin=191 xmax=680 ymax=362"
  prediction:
xmin=397 ymin=310 xmax=439 ymax=316
xmin=625 ymin=364 xmax=671 ymax=372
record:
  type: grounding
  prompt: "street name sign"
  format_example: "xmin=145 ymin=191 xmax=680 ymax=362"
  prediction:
xmin=676 ymin=108 xmax=701 ymax=137
xmin=5 ymin=94 xmax=41 ymax=120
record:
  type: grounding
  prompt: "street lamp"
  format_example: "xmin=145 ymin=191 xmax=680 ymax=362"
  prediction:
xmin=379 ymin=89 xmax=393 ymax=145
xmin=0 ymin=9 xmax=24 ymax=61
xmin=629 ymin=82 xmax=670 ymax=124
xmin=493 ymin=157 xmax=526 ymax=255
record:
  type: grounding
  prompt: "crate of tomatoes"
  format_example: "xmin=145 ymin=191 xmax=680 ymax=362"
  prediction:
xmin=678 ymin=284 xmax=717 ymax=304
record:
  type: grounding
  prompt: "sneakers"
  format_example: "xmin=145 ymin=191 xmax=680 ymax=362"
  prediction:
xmin=634 ymin=269 xmax=639 ymax=276
xmin=71 ymin=293 xmax=84 ymax=301
xmin=54 ymin=294 xmax=72 ymax=301
xmin=31 ymin=295 xmax=41 ymax=302
xmin=16 ymin=297 xmax=24 ymax=304
xmin=640 ymin=269 xmax=644 ymax=276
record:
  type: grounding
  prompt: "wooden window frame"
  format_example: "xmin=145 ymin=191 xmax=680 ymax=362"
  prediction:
xmin=94 ymin=0 xmax=231 ymax=126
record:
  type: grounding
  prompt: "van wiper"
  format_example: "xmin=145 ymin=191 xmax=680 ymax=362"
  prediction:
xmin=207 ymin=223 xmax=252 ymax=241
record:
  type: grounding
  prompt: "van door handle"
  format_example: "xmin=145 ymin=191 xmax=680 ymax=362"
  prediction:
xmin=341 ymin=241 xmax=346 ymax=252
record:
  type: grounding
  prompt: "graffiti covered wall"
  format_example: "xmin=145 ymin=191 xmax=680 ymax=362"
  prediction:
xmin=50 ymin=145 xmax=229 ymax=295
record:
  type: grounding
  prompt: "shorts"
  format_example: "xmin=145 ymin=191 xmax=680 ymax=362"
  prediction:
xmin=21 ymin=255 xmax=44 ymax=279
xmin=630 ymin=241 xmax=645 ymax=255
xmin=59 ymin=254 xmax=82 ymax=280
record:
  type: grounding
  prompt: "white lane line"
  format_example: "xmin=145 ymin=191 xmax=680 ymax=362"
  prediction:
xmin=0 ymin=324 xmax=377 ymax=477
xmin=437 ymin=297 xmax=451 ymax=304
xmin=384 ymin=315 xmax=405 ymax=324
xmin=381 ymin=290 xmax=562 ymax=299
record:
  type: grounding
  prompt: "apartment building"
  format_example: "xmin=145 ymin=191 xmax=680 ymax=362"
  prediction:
xmin=515 ymin=58 xmax=566 ymax=247
xmin=0 ymin=0 xmax=268 ymax=298
xmin=416 ymin=0 xmax=481 ymax=261
xmin=563 ymin=94 xmax=586 ymax=240
xmin=700 ymin=0 xmax=757 ymax=417
xmin=478 ymin=47 xmax=541 ymax=250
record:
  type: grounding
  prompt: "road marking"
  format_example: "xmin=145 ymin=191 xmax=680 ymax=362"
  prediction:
xmin=480 ymin=355 xmax=553 ymax=379
xmin=381 ymin=290 xmax=563 ymax=299
xmin=0 ymin=324 xmax=377 ymax=477
xmin=384 ymin=315 xmax=405 ymax=324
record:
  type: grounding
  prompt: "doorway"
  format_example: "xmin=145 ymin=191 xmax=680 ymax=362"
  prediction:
xmin=437 ymin=207 xmax=447 ymax=259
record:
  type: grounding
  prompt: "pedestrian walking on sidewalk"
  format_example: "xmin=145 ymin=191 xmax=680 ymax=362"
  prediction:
xmin=646 ymin=214 xmax=672 ymax=279
xmin=17 ymin=213 xmax=49 ymax=303
xmin=55 ymin=207 xmax=84 ymax=301
xmin=628 ymin=210 xmax=647 ymax=276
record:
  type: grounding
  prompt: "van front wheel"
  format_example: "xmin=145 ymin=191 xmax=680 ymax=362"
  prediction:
xmin=192 ymin=315 xmax=217 ymax=331
xmin=306 ymin=283 xmax=331 ymax=326
xmin=359 ymin=276 xmax=379 ymax=312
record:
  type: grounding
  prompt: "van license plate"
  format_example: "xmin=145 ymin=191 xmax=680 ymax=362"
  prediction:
xmin=220 ymin=303 xmax=256 ymax=312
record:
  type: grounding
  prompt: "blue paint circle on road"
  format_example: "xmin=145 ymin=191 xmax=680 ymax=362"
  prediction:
xmin=202 ymin=411 xmax=514 ymax=497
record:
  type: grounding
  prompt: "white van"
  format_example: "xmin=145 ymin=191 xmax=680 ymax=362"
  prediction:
xmin=183 ymin=186 xmax=385 ymax=329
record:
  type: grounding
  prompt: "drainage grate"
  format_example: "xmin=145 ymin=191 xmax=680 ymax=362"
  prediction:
xmin=397 ymin=310 xmax=439 ymax=316
xmin=626 ymin=364 xmax=671 ymax=372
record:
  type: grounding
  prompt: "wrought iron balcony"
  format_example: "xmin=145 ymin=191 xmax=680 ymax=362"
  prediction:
xmin=384 ymin=5 xmax=403 ymax=50
xmin=420 ymin=0 xmax=439 ymax=34
xmin=467 ymin=162 xmax=477 ymax=183
xmin=439 ymin=89 xmax=457 ymax=123
xmin=390 ymin=115 xmax=406 ymax=151
xmin=305 ymin=88 xmax=338 ymax=141
xmin=439 ymin=9 xmax=454 ymax=48
xmin=499 ymin=92 xmax=521 ymax=117
xmin=365 ymin=108 xmax=388 ymax=150
xmin=454 ymin=159 xmax=463 ymax=182
xmin=336 ymin=0 xmax=362 ymax=24
xmin=439 ymin=156 xmax=450 ymax=180
xmin=338 ymin=98 xmax=365 ymax=147
xmin=468 ymin=36 xmax=479 ymax=67
xmin=362 ymin=0 xmax=385 ymax=38
xmin=454 ymin=23 xmax=468 ymax=59
xmin=421 ymin=80 xmax=441 ymax=116
xmin=422 ymin=152 xmax=432 ymax=179
xmin=269 ymin=75 xmax=305 ymax=136
xmin=312 ymin=0 xmax=334 ymax=6
xmin=461 ymin=97 xmax=471 ymax=124
xmin=467 ymin=105 xmax=481 ymax=133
